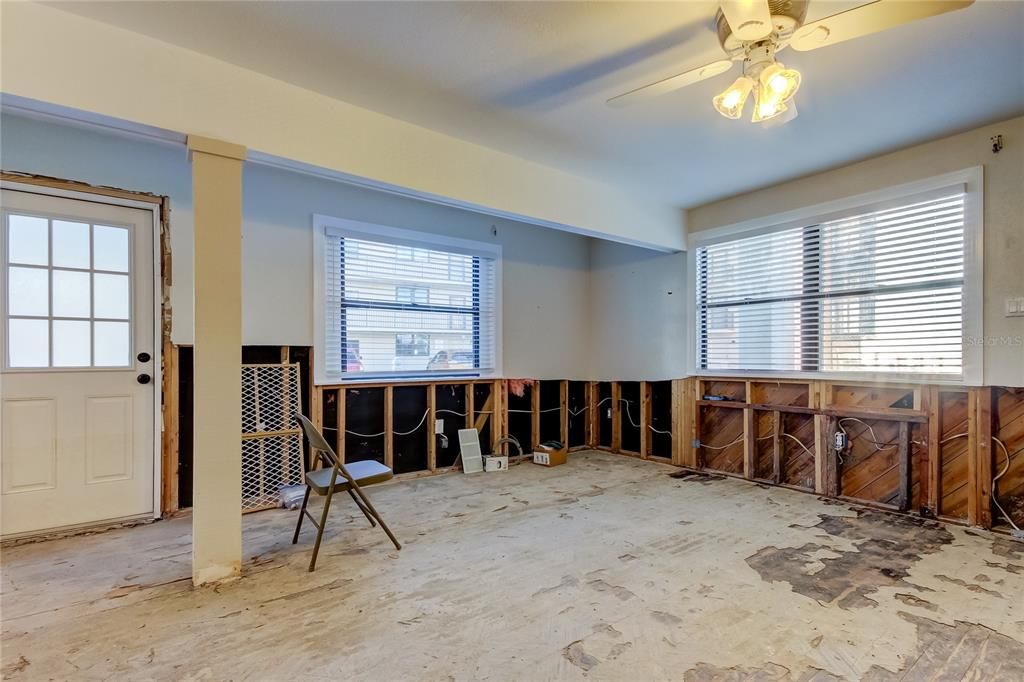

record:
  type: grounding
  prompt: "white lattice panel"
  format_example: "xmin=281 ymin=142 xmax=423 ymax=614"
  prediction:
xmin=241 ymin=364 xmax=305 ymax=512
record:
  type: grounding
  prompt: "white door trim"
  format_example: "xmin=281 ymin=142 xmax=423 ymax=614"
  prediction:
xmin=1 ymin=180 xmax=164 ymax=519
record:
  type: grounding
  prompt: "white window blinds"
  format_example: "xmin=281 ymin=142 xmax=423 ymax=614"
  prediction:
xmin=696 ymin=188 xmax=967 ymax=378
xmin=321 ymin=225 xmax=498 ymax=381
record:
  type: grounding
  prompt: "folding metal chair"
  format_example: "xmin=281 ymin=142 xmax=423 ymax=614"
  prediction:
xmin=293 ymin=414 xmax=402 ymax=571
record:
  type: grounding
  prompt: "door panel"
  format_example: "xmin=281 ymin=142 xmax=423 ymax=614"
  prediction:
xmin=1 ymin=189 xmax=155 ymax=537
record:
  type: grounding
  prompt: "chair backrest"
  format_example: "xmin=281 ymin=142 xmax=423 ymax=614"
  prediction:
xmin=295 ymin=414 xmax=353 ymax=482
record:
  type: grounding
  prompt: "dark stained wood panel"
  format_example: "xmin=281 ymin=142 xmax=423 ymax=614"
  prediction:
xmin=750 ymin=382 xmax=809 ymax=408
xmin=939 ymin=392 xmax=970 ymax=521
xmin=701 ymin=380 xmax=746 ymax=402
xmin=994 ymin=387 xmax=1024 ymax=529
xmin=780 ymin=413 xmax=815 ymax=490
xmin=700 ymin=405 xmax=744 ymax=475
xmin=831 ymin=385 xmax=915 ymax=409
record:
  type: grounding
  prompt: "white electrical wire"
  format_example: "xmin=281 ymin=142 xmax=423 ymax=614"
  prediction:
xmin=938 ymin=432 xmax=1021 ymax=532
xmin=345 ymin=409 xmax=430 ymax=438
xmin=701 ymin=434 xmax=744 ymax=450
xmin=618 ymin=398 xmax=673 ymax=436
xmin=838 ymin=417 xmax=897 ymax=451
xmin=783 ymin=432 xmax=815 ymax=458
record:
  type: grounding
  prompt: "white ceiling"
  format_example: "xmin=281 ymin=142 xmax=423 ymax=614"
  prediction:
xmin=48 ymin=1 xmax=1024 ymax=208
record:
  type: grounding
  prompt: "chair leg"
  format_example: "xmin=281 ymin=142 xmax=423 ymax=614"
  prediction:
xmin=347 ymin=488 xmax=377 ymax=527
xmin=308 ymin=489 xmax=335 ymax=572
xmin=292 ymin=486 xmax=312 ymax=544
xmin=350 ymin=486 xmax=402 ymax=551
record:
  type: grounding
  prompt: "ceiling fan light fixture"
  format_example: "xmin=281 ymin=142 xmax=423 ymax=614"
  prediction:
xmin=713 ymin=76 xmax=755 ymax=119
xmin=751 ymin=87 xmax=789 ymax=123
xmin=759 ymin=62 xmax=802 ymax=103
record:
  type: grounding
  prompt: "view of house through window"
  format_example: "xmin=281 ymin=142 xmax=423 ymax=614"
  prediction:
xmin=696 ymin=189 xmax=968 ymax=378
xmin=318 ymin=220 xmax=498 ymax=380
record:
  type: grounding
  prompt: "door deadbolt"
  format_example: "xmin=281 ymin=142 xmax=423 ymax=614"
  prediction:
xmin=137 ymin=352 xmax=151 ymax=363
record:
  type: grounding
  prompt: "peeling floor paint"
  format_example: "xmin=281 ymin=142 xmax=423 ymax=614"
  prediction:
xmin=1 ymin=452 xmax=1021 ymax=680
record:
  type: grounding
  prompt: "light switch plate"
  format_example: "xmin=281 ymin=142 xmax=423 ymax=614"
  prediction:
xmin=434 ymin=419 xmax=445 ymax=433
xmin=1006 ymin=297 xmax=1024 ymax=317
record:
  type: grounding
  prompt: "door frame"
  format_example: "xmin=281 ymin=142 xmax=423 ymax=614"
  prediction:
xmin=1 ymin=177 xmax=165 ymax=520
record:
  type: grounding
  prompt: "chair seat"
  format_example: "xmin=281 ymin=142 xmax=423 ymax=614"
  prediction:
xmin=305 ymin=459 xmax=394 ymax=495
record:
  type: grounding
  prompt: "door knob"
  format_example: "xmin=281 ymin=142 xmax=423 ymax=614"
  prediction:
xmin=137 ymin=373 xmax=152 ymax=385
xmin=137 ymin=352 xmax=151 ymax=363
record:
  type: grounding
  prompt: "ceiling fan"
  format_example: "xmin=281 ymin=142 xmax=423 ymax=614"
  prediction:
xmin=607 ymin=0 xmax=975 ymax=123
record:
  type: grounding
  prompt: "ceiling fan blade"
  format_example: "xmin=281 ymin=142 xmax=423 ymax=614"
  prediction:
xmin=607 ymin=60 xmax=734 ymax=108
xmin=791 ymin=0 xmax=974 ymax=52
xmin=720 ymin=0 xmax=774 ymax=41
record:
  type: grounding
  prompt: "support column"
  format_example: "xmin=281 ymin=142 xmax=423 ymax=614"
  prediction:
xmin=189 ymin=135 xmax=246 ymax=586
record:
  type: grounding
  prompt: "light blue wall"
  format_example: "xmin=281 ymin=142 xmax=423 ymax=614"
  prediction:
xmin=1 ymin=113 xmax=594 ymax=378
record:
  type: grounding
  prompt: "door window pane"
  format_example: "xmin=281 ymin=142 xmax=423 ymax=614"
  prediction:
xmin=8 ymin=319 xmax=49 ymax=367
xmin=8 ymin=266 xmax=49 ymax=316
xmin=94 ymin=321 xmax=129 ymax=366
xmin=53 ymin=320 xmax=91 ymax=367
xmin=93 ymin=225 xmax=129 ymax=272
xmin=52 ymin=220 xmax=91 ymax=269
xmin=7 ymin=215 xmax=48 ymax=266
xmin=52 ymin=270 xmax=91 ymax=318
xmin=93 ymin=273 xmax=130 ymax=319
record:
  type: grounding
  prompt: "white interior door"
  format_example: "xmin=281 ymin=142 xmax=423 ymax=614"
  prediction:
xmin=1 ymin=189 xmax=156 ymax=537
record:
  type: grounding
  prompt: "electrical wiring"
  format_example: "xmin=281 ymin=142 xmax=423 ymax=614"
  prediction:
xmin=838 ymin=417 xmax=897 ymax=451
xmin=619 ymin=398 xmax=673 ymax=437
xmin=344 ymin=408 xmax=430 ymax=438
xmin=701 ymin=434 xmax=744 ymax=450
xmin=782 ymin=432 xmax=815 ymax=458
xmin=938 ymin=432 xmax=1022 ymax=533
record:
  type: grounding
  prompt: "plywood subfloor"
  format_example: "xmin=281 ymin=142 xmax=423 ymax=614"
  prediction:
xmin=2 ymin=452 xmax=1023 ymax=680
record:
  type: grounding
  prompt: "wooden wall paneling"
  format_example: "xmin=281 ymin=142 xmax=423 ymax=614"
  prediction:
xmin=926 ymin=387 xmax=941 ymax=516
xmin=897 ymin=421 xmax=911 ymax=511
xmin=312 ymin=385 xmax=323 ymax=432
xmin=693 ymin=379 xmax=704 ymax=469
xmin=700 ymin=405 xmax=744 ymax=474
xmin=560 ymin=380 xmax=569 ymax=447
xmin=611 ymin=382 xmax=622 ymax=453
xmin=671 ymin=379 xmax=683 ymax=465
xmin=993 ymin=388 xmax=1024 ymax=530
xmin=336 ymin=388 xmax=346 ymax=464
xmin=640 ymin=381 xmax=650 ymax=459
xmin=814 ymin=415 xmax=840 ymax=495
xmin=743 ymin=406 xmax=755 ymax=479
xmin=466 ymin=383 xmax=476 ymax=431
xmin=531 ymin=382 xmax=541 ymax=452
xmin=772 ymin=410 xmax=782 ymax=484
xmin=939 ymin=391 xmax=971 ymax=522
xmin=161 ymin=345 xmax=180 ymax=515
xmin=384 ymin=385 xmax=394 ymax=469
xmin=972 ymin=388 xmax=994 ymax=528
xmin=585 ymin=382 xmax=596 ymax=448
xmin=427 ymin=385 xmax=436 ymax=471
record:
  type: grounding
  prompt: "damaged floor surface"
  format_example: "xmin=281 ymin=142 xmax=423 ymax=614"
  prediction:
xmin=2 ymin=451 xmax=1023 ymax=680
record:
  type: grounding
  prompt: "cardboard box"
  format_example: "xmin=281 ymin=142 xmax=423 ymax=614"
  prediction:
xmin=533 ymin=445 xmax=567 ymax=467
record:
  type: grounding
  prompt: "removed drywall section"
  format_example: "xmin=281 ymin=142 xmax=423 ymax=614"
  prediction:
xmin=507 ymin=384 xmax=534 ymax=454
xmin=619 ymin=381 xmax=642 ymax=454
xmin=473 ymin=383 xmax=494 ymax=455
xmin=346 ymin=388 xmax=386 ymax=465
xmin=392 ymin=386 xmax=428 ymax=474
xmin=567 ymin=382 xmax=588 ymax=448
xmin=688 ymin=116 xmax=1024 ymax=387
xmin=435 ymin=384 xmax=467 ymax=468
xmin=589 ymin=240 xmax=687 ymax=381
xmin=539 ymin=380 xmax=562 ymax=444
xmin=648 ymin=381 xmax=673 ymax=458
xmin=597 ymin=382 xmax=613 ymax=448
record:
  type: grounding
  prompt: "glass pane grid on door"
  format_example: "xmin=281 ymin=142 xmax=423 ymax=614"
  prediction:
xmin=4 ymin=212 xmax=132 ymax=370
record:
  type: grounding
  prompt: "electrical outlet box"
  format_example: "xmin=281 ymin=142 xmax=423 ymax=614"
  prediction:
xmin=1006 ymin=297 xmax=1024 ymax=317
xmin=834 ymin=431 xmax=848 ymax=452
xmin=434 ymin=419 xmax=445 ymax=433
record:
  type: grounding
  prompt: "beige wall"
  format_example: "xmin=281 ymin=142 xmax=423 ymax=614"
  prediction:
xmin=688 ymin=116 xmax=1024 ymax=387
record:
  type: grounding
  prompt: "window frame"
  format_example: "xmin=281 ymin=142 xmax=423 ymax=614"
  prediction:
xmin=687 ymin=167 xmax=984 ymax=385
xmin=313 ymin=215 xmax=502 ymax=385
